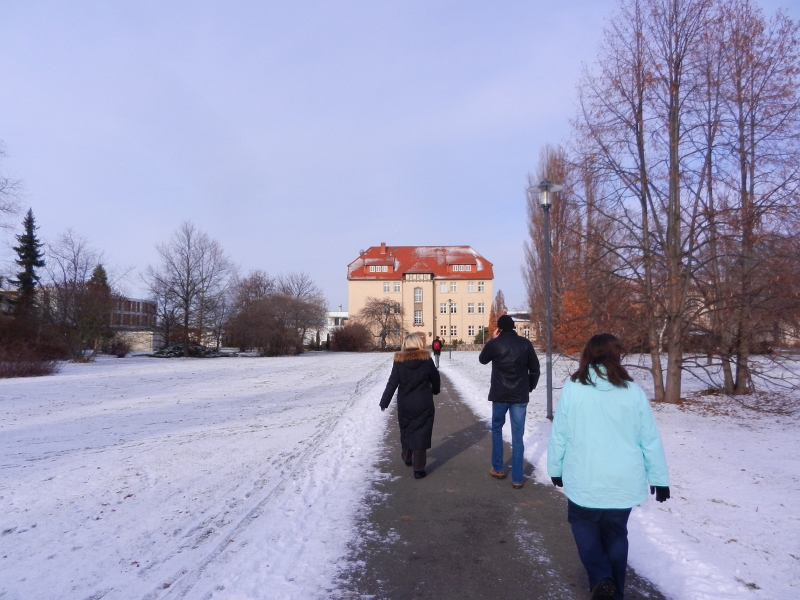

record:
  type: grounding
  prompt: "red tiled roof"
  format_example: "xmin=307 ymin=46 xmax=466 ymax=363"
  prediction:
xmin=347 ymin=244 xmax=494 ymax=280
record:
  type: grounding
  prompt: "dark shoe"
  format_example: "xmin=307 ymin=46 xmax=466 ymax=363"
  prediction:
xmin=590 ymin=577 xmax=615 ymax=600
xmin=512 ymin=481 xmax=524 ymax=489
xmin=404 ymin=460 xmax=413 ymax=466
xmin=489 ymin=468 xmax=507 ymax=479
xmin=413 ymin=470 xmax=427 ymax=479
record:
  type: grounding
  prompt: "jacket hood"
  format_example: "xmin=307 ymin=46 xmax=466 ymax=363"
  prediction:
xmin=587 ymin=365 xmax=626 ymax=391
xmin=394 ymin=349 xmax=431 ymax=364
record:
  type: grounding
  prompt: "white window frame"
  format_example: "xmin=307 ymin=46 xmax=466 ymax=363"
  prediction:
xmin=478 ymin=302 xmax=485 ymax=314
xmin=393 ymin=282 xmax=401 ymax=293
xmin=414 ymin=310 xmax=423 ymax=325
xmin=450 ymin=303 xmax=457 ymax=314
xmin=439 ymin=282 xmax=447 ymax=293
xmin=383 ymin=282 xmax=390 ymax=293
xmin=450 ymin=282 xmax=457 ymax=293
xmin=468 ymin=325 xmax=475 ymax=336
xmin=450 ymin=325 xmax=457 ymax=337
xmin=468 ymin=281 xmax=474 ymax=293
xmin=439 ymin=303 xmax=447 ymax=314
xmin=369 ymin=265 xmax=389 ymax=273
xmin=440 ymin=325 xmax=447 ymax=336
xmin=467 ymin=303 xmax=475 ymax=314
xmin=414 ymin=287 xmax=422 ymax=302
xmin=478 ymin=281 xmax=485 ymax=292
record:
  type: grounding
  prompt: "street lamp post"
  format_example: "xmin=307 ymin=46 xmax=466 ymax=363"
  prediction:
xmin=528 ymin=179 xmax=562 ymax=421
xmin=448 ymin=298 xmax=453 ymax=359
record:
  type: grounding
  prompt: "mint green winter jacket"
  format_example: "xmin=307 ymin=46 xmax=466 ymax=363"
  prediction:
xmin=547 ymin=368 xmax=669 ymax=509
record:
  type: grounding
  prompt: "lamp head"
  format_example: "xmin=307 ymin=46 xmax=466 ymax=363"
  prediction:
xmin=527 ymin=179 xmax=563 ymax=208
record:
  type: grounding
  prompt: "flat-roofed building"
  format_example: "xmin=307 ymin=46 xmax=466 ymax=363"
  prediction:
xmin=347 ymin=243 xmax=494 ymax=347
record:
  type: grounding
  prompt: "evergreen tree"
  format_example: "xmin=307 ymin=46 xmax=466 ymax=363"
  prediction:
xmin=10 ymin=208 xmax=45 ymax=307
xmin=90 ymin=264 xmax=109 ymax=288
xmin=85 ymin=264 xmax=114 ymax=359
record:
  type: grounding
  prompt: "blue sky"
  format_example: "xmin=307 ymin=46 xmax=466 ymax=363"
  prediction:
xmin=1 ymin=0 xmax=797 ymax=310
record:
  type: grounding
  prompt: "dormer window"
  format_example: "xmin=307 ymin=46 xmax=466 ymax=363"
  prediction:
xmin=451 ymin=264 xmax=473 ymax=272
xmin=369 ymin=265 xmax=389 ymax=273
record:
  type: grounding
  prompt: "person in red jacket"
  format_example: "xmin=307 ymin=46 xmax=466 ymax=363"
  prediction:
xmin=431 ymin=336 xmax=442 ymax=368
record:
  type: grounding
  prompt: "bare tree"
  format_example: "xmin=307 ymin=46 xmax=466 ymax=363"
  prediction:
xmin=145 ymin=222 xmax=234 ymax=357
xmin=358 ymin=297 xmax=404 ymax=349
xmin=225 ymin=270 xmax=326 ymax=355
xmin=570 ymin=0 xmax=715 ymax=403
xmin=43 ymin=231 xmax=117 ymax=361
xmin=0 ymin=142 xmax=20 ymax=231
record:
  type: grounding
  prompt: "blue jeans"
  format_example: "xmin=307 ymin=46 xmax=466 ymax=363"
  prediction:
xmin=491 ymin=402 xmax=527 ymax=484
xmin=567 ymin=500 xmax=632 ymax=600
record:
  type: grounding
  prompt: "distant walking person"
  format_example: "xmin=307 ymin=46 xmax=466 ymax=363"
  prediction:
xmin=432 ymin=336 xmax=442 ymax=368
xmin=380 ymin=333 xmax=441 ymax=479
xmin=547 ymin=334 xmax=670 ymax=600
xmin=478 ymin=314 xmax=540 ymax=488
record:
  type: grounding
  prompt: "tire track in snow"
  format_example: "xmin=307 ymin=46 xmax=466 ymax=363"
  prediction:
xmin=141 ymin=356 xmax=389 ymax=599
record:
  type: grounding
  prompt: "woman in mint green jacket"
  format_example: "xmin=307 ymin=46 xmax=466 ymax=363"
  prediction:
xmin=547 ymin=334 xmax=669 ymax=600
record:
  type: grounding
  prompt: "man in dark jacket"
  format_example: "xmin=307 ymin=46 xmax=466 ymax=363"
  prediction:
xmin=478 ymin=314 xmax=540 ymax=488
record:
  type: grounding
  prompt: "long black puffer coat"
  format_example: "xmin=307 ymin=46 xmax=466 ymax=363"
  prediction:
xmin=379 ymin=348 xmax=441 ymax=450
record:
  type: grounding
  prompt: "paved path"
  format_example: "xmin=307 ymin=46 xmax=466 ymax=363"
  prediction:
xmin=340 ymin=374 xmax=666 ymax=600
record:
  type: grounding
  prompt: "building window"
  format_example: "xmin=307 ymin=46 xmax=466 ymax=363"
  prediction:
xmin=468 ymin=325 xmax=475 ymax=336
xmin=440 ymin=282 xmax=446 ymax=293
xmin=450 ymin=325 xmax=457 ymax=337
xmin=393 ymin=303 xmax=401 ymax=314
xmin=414 ymin=287 xmax=422 ymax=302
xmin=524 ymin=327 xmax=530 ymax=339
xmin=440 ymin=325 xmax=447 ymax=336
xmin=450 ymin=303 xmax=457 ymax=314
xmin=394 ymin=282 xmax=400 ymax=293
xmin=478 ymin=302 xmax=485 ymax=314
xmin=452 ymin=264 xmax=472 ymax=272
xmin=450 ymin=282 xmax=457 ymax=293
xmin=478 ymin=281 xmax=485 ymax=292
xmin=369 ymin=265 xmax=389 ymax=272
xmin=468 ymin=281 xmax=474 ymax=293
xmin=439 ymin=303 xmax=447 ymax=314
xmin=414 ymin=310 xmax=423 ymax=325
xmin=467 ymin=303 xmax=475 ymax=314
xmin=383 ymin=282 xmax=390 ymax=293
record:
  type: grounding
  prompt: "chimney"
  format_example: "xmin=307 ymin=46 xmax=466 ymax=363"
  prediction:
xmin=380 ymin=242 xmax=386 ymax=255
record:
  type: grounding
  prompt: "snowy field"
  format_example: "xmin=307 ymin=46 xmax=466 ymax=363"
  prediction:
xmin=442 ymin=351 xmax=800 ymax=600
xmin=0 ymin=353 xmax=392 ymax=600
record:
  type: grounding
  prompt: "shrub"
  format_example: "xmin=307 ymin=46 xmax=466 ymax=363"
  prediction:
xmin=331 ymin=323 xmax=373 ymax=352
xmin=0 ymin=343 xmax=60 ymax=378
xmin=106 ymin=336 xmax=132 ymax=358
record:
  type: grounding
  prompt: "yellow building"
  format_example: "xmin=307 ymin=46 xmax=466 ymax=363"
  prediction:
xmin=347 ymin=243 xmax=494 ymax=346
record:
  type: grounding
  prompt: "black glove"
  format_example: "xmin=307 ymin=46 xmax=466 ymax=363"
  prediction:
xmin=551 ymin=476 xmax=563 ymax=487
xmin=650 ymin=485 xmax=670 ymax=502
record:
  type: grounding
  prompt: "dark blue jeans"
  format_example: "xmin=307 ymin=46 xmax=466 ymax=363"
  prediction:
xmin=491 ymin=402 xmax=527 ymax=484
xmin=567 ymin=500 xmax=632 ymax=600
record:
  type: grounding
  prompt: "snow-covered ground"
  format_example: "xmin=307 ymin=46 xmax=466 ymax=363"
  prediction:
xmin=441 ymin=351 xmax=800 ymax=600
xmin=3 ymin=351 xmax=798 ymax=600
xmin=0 ymin=353 xmax=392 ymax=600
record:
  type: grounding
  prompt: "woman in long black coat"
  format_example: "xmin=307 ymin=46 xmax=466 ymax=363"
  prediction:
xmin=380 ymin=333 xmax=440 ymax=479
